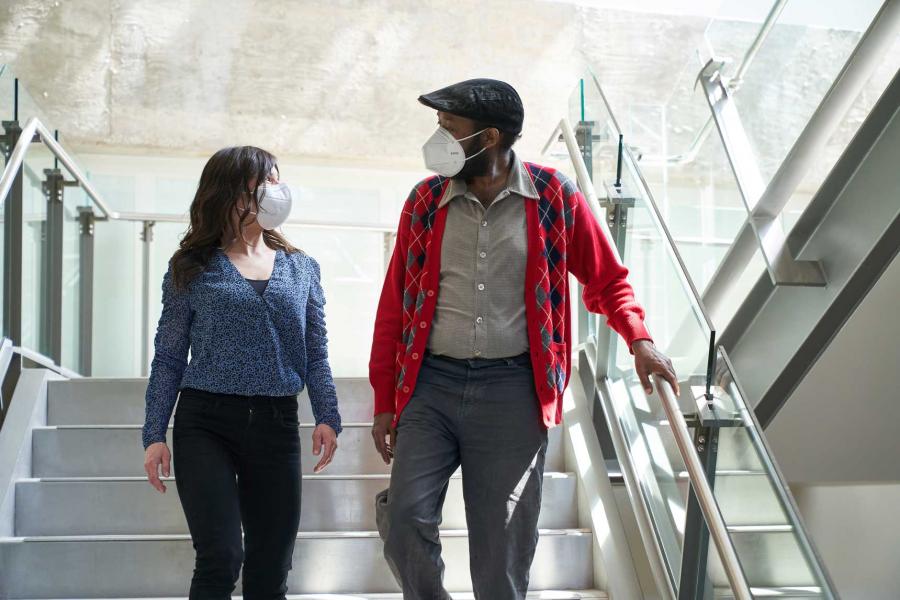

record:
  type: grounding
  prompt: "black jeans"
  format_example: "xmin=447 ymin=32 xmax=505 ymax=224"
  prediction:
xmin=173 ymin=387 xmax=302 ymax=600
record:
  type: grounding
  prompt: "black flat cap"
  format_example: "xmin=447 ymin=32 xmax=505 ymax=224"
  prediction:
xmin=419 ymin=78 xmax=524 ymax=135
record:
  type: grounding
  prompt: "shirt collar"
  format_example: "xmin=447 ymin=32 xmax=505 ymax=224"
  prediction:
xmin=439 ymin=153 xmax=539 ymax=208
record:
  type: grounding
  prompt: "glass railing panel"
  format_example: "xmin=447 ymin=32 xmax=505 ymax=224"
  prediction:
xmin=784 ymin=33 xmax=900 ymax=229
xmin=91 ymin=218 xmax=142 ymax=377
xmin=570 ymin=78 xmax=723 ymax=595
xmin=0 ymin=68 xmax=11 ymax=335
xmin=0 ymin=65 xmax=14 ymax=124
xmin=702 ymin=347 xmax=835 ymax=597
xmin=60 ymin=178 xmax=90 ymax=371
xmin=605 ymin=374 xmax=687 ymax=590
xmin=13 ymin=70 xmax=53 ymax=127
xmin=582 ymin=70 xmax=749 ymax=293
xmin=625 ymin=3 xmax=777 ymax=166
xmin=280 ymin=226 xmax=387 ymax=378
xmin=730 ymin=0 xmax=886 ymax=187
xmin=567 ymin=72 xmax=838 ymax=597
xmin=20 ymin=143 xmax=53 ymax=354
xmin=573 ymin=78 xmax=713 ymax=376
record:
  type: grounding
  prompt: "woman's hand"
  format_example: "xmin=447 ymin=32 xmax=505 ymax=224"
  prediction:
xmin=144 ymin=442 xmax=171 ymax=493
xmin=312 ymin=424 xmax=338 ymax=473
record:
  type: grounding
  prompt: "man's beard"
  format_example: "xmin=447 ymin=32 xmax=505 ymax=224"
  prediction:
xmin=452 ymin=142 xmax=491 ymax=181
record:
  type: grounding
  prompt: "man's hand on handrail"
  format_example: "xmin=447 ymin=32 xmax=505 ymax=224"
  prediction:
xmin=631 ymin=339 xmax=680 ymax=397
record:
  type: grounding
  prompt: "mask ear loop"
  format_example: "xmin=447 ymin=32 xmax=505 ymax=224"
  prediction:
xmin=457 ymin=128 xmax=490 ymax=162
xmin=455 ymin=127 xmax=489 ymax=142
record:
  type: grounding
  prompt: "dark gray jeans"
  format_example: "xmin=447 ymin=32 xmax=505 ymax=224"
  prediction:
xmin=378 ymin=351 xmax=549 ymax=600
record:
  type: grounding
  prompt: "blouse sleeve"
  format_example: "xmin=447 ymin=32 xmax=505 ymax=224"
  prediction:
xmin=142 ymin=267 xmax=192 ymax=449
xmin=304 ymin=256 xmax=342 ymax=435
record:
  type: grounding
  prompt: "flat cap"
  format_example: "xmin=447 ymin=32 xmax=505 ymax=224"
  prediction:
xmin=419 ymin=78 xmax=524 ymax=135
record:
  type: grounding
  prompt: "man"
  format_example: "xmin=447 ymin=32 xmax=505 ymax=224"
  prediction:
xmin=370 ymin=78 xmax=677 ymax=599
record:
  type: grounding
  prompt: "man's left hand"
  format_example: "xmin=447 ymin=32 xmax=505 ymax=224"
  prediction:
xmin=632 ymin=339 xmax=680 ymax=397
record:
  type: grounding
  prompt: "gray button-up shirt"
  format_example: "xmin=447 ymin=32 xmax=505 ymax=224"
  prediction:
xmin=426 ymin=156 xmax=539 ymax=359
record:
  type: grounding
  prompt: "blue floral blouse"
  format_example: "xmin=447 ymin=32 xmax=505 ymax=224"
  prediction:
xmin=142 ymin=247 xmax=342 ymax=448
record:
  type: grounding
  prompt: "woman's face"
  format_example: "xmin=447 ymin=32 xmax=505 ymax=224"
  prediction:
xmin=229 ymin=166 xmax=280 ymax=240
xmin=237 ymin=166 xmax=280 ymax=214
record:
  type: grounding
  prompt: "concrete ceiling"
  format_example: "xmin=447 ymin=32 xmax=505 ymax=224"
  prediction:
xmin=0 ymin=0 xmax=891 ymax=169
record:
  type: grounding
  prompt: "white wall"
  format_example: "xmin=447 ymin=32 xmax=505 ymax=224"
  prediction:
xmin=792 ymin=482 xmax=900 ymax=600
xmin=767 ymin=252 xmax=900 ymax=483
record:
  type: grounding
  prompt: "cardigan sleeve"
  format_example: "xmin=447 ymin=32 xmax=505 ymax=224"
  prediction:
xmin=562 ymin=174 xmax=653 ymax=351
xmin=142 ymin=267 xmax=192 ymax=449
xmin=369 ymin=191 xmax=414 ymax=416
xmin=304 ymin=256 xmax=342 ymax=435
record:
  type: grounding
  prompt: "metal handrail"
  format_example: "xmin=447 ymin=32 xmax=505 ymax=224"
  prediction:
xmin=0 ymin=117 xmax=117 ymax=220
xmin=14 ymin=344 xmax=81 ymax=379
xmin=114 ymin=211 xmax=396 ymax=233
xmin=654 ymin=375 xmax=752 ymax=600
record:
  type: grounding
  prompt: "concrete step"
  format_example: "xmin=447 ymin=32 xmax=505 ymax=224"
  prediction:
xmin=714 ymin=588 xmax=823 ymax=598
xmin=0 ymin=529 xmax=594 ymax=597
xmin=10 ymin=593 xmax=609 ymax=600
xmin=14 ymin=472 xmax=578 ymax=535
xmin=46 ymin=378 xmax=376 ymax=425
xmin=31 ymin=424 xmax=565 ymax=477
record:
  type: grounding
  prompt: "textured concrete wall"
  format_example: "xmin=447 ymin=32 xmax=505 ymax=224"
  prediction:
xmin=0 ymin=0 xmax=893 ymax=174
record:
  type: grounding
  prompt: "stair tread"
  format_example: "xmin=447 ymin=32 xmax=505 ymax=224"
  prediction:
xmin=714 ymin=586 xmax=823 ymax=597
xmin=726 ymin=524 xmax=794 ymax=533
xmin=51 ymin=377 xmax=370 ymax=383
xmin=5 ymin=593 xmax=609 ymax=600
xmin=36 ymin=422 xmax=377 ymax=429
xmin=21 ymin=472 xmax=576 ymax=482
xmin=2 ymin=528 xmax=593 ymax=542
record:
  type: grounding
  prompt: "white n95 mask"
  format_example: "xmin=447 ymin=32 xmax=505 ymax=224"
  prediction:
xmin=254 ymin=182 xmax=293 ymax=230
xmin=421 ymin=127 xmax=487 ymax=177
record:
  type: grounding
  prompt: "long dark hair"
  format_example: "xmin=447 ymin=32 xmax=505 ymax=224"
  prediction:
xmin=170 ymin=146 xmax=299 ymax=290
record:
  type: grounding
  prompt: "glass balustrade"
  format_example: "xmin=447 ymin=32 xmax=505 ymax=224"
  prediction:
xmin=565 ymin=72 xmax=838 ymax=597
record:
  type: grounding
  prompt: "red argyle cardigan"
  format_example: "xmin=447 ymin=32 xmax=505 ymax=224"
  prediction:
xmin=370 ymin=163 xmax=651 ymax=428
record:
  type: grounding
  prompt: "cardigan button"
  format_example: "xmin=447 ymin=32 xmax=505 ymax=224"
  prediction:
xmin=427 ymin=290 xmax=435 ymax=297
xmin=412 ymin=352 xmax=419 ymax=360
xmin=402 ymin=386 xmax=410 ymax=393
xmin=419 ymin=321 xmax=427 ymax=328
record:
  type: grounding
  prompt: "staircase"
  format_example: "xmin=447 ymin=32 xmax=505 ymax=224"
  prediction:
xmin=0 ymin=376 xmax=607 ymax=598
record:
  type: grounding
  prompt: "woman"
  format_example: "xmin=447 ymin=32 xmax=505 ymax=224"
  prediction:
xmin=141 ymin=146 xmax=341 ymax=599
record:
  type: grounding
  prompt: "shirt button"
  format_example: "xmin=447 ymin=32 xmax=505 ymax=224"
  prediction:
xmin=481 ymin=220 xmax=488 ymax=227
xmin=412 ymin=352 xmax=419 ymax=360
xmin=474 ymin=350 xmax=482 ymax=356
xmin=477 ymin=283 xmax=485 ymax=291
xmin=419 ymin=321 xmax=427 ymax=328
xmin=479 ymin=251 xmax=487 ymax=259
xmin=476 ymin=317 xmax=483 ymax=324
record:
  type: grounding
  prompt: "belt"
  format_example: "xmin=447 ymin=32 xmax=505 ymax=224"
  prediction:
xmin=423 ymin=349 xmax=531 ymax=368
